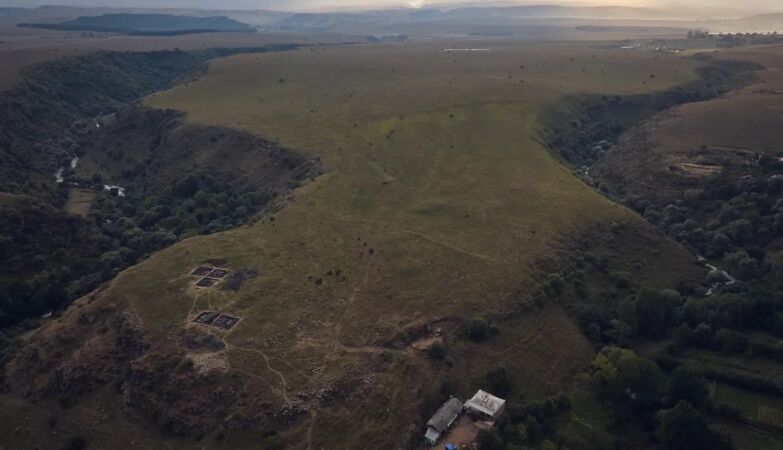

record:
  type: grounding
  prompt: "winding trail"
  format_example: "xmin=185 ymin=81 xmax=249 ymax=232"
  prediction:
xmin=305 ymin=253 xmax=377 ymax=450
xmin=230 ymin=345 xmax=290 ymax=403
xmin=397 ymin=229 xmax=499 ymax=263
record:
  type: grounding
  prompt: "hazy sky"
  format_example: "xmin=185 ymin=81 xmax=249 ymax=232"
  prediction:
xmin=2 ymin=0 xmax=780 ymax=13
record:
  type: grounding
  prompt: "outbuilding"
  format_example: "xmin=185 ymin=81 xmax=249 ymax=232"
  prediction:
xmin=464 ymin=390 xmax=506 ymax=422
xmin=424 ymin=397 xmax=463 ymax=445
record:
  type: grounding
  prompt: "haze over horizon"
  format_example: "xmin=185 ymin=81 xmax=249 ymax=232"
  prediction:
xmin=1 ymin=0 xmax=781 ymax=15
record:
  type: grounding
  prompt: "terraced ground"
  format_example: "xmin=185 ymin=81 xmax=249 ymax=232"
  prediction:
xmin=2 ymin=40 xmax=706 ymax=449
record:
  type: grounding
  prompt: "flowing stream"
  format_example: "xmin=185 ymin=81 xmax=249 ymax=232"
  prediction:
xmin=53 ymin=155 xmax=125 ymax=197
xmin=700 ymin=256 xmax=737 ymax=296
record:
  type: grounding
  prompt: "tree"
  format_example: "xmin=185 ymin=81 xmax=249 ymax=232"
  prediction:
xmin=636 ymin=288 xmax=667 ymax=338
xmin=715 ymin=329 xmax=748 ymax=354
xmin=544 ymin=273 xmax=565 ymax=298
xmin=692 ymin=323 xmax=714 ymax=347
xmin=658 ymin=401 xmax=733 ymax=450
xmin=724 ymin=250 xmax=759 ymax=280
xmin=725 ymin=218 xmax=753 ymax=244
xmin=476 ymin=428 xmax=504 ymax=450
xmin=591 ymin=347 xmax=664 ymax=411
xmin=607 ymin=319 xmax=634 ymax=346
xmin=427 ymin=340 xmax=447 ymax=360
xmin=466 ymin=317 xmax=491 ymax=342
xmin=485 ymin=367 xmax=512 ymax=397
xmin=709 ymin=233 xmax=732 ymax=257
xmin=62 ymin=436 xmax=89 ymax=450
xmin=667 ymin=366 xmax=709 ymax=410
xmin=660 ymin=289 xmax=683 ymax=326
xmin=617 ymin=295 xmax=638 ymax=335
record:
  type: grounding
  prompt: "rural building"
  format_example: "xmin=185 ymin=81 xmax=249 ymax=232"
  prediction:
xmin=464 ymin=390 xmax=506 ymax=422
xmin=424 ymin=397 xmax=463 ymax=445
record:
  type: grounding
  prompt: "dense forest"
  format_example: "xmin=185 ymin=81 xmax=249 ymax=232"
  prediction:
xmin=530 ymin=53 xmax=783 ymax=448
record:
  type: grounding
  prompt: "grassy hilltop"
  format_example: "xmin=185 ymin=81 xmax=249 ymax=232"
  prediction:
xmin=2 ymin=41 xmax=706 ymax=449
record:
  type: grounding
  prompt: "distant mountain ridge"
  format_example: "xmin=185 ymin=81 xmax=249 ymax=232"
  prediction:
xmin=724 ymin=12 xmax=783 ymax=31
xmin=436 ymin=5 xmax=671 ymax=20
xmin=6 ymin=5 xmax=783 ymax=33
xmin=19 ymin=13 xmax=255 ymax=35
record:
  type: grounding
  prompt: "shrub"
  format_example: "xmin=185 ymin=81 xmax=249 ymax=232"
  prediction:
xmin=476 ymin=428 xmax=504 ymax=450
xmin=62 ymin=437 xmax=89 ymax=450
xmin=485 ymin=367 xmax=512 ymax=397
xmin=544 ymin=273 xmax=565 ymax=298
xmin=427 ymin=340 xmax=447 ymax=360
xmin=611 ymin=271 xmax=632 ymax=289
xmin=466 ymin=317 xmax=491 ymax=342
xmin=667 ymin=365 xmax=710 ymax=410
xmin=715 ymin=329 xmax=749 ymax=354
xmin=657 ymin=401 xmax=733 ymax=450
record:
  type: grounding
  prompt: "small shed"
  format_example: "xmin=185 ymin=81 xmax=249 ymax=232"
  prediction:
xmin=424 ymin=397 xmax=463 ymax=445
xmin=464 ymin=390 xmax=506 ymax=422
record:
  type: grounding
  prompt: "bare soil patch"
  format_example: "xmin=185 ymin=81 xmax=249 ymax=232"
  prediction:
xmin=190 ymin=266 xmax=213 ymax=277
xmin=207 ymin=268 xmax=229 ymax=278
xmin=220 ymin=268 xmax=259 ymax=292
xmin=212 ymin=314 xmax=240 ymax=330
xmin=439 ymin=415 xmax=484 ymax=447
xmin=195 ymin=277 xmax=217 ymax=288
xmin=192 ymin=311 xmax=240 ymax=330
xmin=189 ymin=264 xmax=232 ymax=288
xmin=194 ymin=311 xmax=219 ymax=325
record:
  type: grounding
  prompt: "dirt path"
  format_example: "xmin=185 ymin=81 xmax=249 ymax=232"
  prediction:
xmin=128 ymin=298 xmax=145 ymax=329
xmin=305 ymin=253 xmax=376 ymax=450
xmin=230 ymin=345 xmax=291 ymax=403
xmin=305 ymin=410 xmax=318 ymax=450
xmin=397 ymin=229 xmax=500 ymax=263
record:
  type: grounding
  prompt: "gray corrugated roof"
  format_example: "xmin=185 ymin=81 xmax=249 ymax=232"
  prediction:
xmin=464 ymin=390 xmax=505 ymax=417
xmin=426 ymin=397 xmax=463 ymax=432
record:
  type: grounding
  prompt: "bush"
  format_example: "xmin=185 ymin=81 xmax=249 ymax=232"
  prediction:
xmin=715 ymin=329 xmax=749 ymax=354
xmin=657 ymin=401 xmax=733 ymax=450
xmin=427 ymin=340 xmax=447 ymax=360
xmin=485 ymin=367 xmax=512 ymax=397
xmin=544 ymin=273 xmax=565 ymax=298
xmin=466 ymin=317 xmax=491 ymax=342
xmin=62 ymin=436 xmax=89 ymax=450
xmin=476 ymin=429 xmax=504 ymax=450
xmin=667 ymin=365 xmax=710 ymax=410
xmin=611 ymin=271 xmax=632 ymax=289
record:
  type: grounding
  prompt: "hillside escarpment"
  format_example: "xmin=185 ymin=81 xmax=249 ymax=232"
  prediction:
xmin=0 ymin=47 xmax=317 ymax=329
xmin=0 ymin=45 xmax=296 ymax=202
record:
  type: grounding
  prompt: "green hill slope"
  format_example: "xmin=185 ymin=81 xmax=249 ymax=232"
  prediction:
xmin=1 ymin=41 xmax=707 ymax=449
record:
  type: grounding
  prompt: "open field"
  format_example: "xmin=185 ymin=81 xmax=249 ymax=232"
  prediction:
xmin=0 ymin=27 xmax=356 ymax=92
xmin=1 ymin=39 xmax=707 ymax=448
xmin=716 ymin=417 xmax=783 ymax=450
xmin=64 ymin=188 xmax=97 ymax=216
xmin=713 ymin=382 xmax=783 ymax=422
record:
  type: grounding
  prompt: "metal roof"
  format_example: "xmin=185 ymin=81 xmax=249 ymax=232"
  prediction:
xmin=424 ymin=427 xmax=440 ymax=444
xmin=426 ymin=397 xmax=463 ymax=432
xmin=464 ymin=390 xmax=505 ymax=417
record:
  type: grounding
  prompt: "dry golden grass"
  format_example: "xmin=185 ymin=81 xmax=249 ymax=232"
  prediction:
xmin=64 ymin=188 xmax=96 ymax=217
